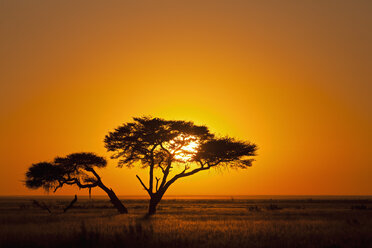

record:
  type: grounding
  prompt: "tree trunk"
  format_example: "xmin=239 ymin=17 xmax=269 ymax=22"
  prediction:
xmin=148 ymin=199 xmax=157 ymax=215
xmin=148 ymin=194 xmax=162 ymax=216
xmin=106 ymin=189 xmax=128 ymax=214
xmin=98 ymin=183 xmax=128 ymax=214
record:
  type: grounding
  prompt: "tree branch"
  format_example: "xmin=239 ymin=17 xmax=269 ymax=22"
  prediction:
xmin=162 ymin=161 xmax=221 ymax=193
xmin=32 ymin=200 xmax=51 ymax=214
xmin=157 ymin=157 xmax=165 ymax=173
xmin=136 ymin=175 xmax=150 ymax=194
xmin=148 ymin=145 xmax=157 ymax=194
xmin=198 ymin=160 xmax=205 ymax=168
xmin=155 ymin=177 xmax=160 ymax=192
xmin=160 ymin=142 xmax=171 ymax=156
xmin=87 ymin=167 xmax=102 ymax=182
xmin=180 ymin=164 xmax=190 ymax=174
xmin=70 ymin=178 xmax=98 ymax=189
xmin=54 ymin=176 xmax=99 ymax=192
xmin=159 ymin=159 xmax=172 ymax=190
xmin=170 ymin=136 xmax=187 ymax=156
xmin=177 ymin=166 xmax=209 ymax=178
xmin=206 ymin=159 xmax=223 ymax=168
xmin=53 ymin=180 xmax=64 ymax=193
xmin=158 ymin=163 xmax=165 ymax=173
xmin=63 ymin=195 xmax=78 ymax=213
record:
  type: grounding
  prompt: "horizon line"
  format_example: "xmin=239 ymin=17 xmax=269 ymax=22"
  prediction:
xmin=2 ymin=194 xmax=372 ymax=197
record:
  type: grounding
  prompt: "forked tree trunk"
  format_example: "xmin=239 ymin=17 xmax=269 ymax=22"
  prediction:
xmin=98 ymin=182 xmax=128 ymax=214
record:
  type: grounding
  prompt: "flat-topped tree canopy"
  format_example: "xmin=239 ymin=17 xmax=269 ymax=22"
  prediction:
xmin=54 ymin=152 xmax=107 ymax=169
xmin=104 ymin=116 xmax=213 ymax=168
xmin=25 ymin=162 xmax=65 ymax=192
xmin=25 ymin=152 xmax=108 ymax=192
xmin=105 ymin=116 xmax=258 ymax=215
xmin=193 ymin=137 xmax=257 ymax=168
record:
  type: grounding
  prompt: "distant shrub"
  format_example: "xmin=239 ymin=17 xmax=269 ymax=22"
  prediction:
xmin=247 ymin=205 xmax=261 ymax=212
xmin=266 ymin=204 xmax=282 ymax=210
xmin=351 ymin=205 xmax=368 ymax=210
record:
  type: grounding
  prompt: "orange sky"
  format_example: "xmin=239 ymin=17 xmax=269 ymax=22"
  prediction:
xmin=1 ymin=0 xmax=371 ymax=196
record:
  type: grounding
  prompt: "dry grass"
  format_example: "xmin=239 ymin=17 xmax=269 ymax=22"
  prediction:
xmin=0 ymin=197 xmax=371 ymax=248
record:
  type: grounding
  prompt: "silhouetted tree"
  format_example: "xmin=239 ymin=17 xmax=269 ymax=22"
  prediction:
xmin=25 ymin=152 xmax=128 ymax=214
xmin=105 ymin=117 xmax=257 ymax=215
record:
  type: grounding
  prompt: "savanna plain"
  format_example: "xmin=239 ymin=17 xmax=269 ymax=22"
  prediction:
xmin=1 ymin=196 xmax=371 ymax=248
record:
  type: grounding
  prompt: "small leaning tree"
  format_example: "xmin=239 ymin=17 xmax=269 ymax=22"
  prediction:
xmin=104 ymin=117 xmax=257 ymax=215
xmin=25 ymin=152 xmax=128 ymax=214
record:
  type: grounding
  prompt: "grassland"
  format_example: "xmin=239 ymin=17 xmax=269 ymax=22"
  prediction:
xmin=0 ymin=196 xmax=371 ymax=248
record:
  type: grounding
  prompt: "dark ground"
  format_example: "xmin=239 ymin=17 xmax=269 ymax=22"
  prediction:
xmin=1 ymin=196 xmax=372 ymax=248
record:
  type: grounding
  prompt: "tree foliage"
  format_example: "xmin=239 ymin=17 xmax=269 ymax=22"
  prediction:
xmin=25 ymin=152 xmax=107 ymax=193
xmin=195 ymin=137 xmax=256 ymax=168
xmin=25 ymin=162 xmax=64 ymax=192
xmin=105 ymin=117 xmax=213 ymax=168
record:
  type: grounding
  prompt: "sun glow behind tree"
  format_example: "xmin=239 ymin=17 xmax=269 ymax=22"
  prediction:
xmin=170 ymin=135 xmax=200 ymax=162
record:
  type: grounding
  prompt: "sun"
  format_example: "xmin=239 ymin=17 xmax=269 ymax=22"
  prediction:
xmin=170 ymin=135 xmax=200 ymax=162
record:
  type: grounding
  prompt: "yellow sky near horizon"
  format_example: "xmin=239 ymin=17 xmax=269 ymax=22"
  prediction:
xmin=0 ymin=0 xmax=371 ymax=196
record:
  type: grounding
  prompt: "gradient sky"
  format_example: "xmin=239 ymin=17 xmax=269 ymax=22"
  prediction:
xmin=1 ymin=0 xmax=371 ymax=196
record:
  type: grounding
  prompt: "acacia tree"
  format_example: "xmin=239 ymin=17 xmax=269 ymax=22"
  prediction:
xmin=25 ymin=152 xmax=128 ymax=214
xmin=105 ymin=117 xmax=257 ymax=215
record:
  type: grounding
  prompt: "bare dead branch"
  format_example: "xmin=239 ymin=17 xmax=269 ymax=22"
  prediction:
xmin=32 ymin=200 xmax=51 ymax=214
xmin=63 ymin=195 xmax=78 ymax=213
